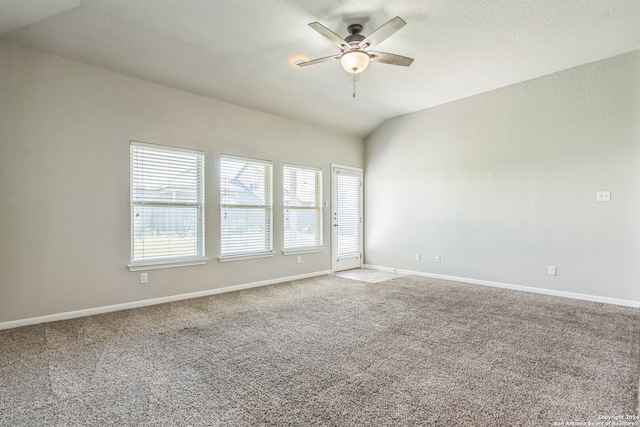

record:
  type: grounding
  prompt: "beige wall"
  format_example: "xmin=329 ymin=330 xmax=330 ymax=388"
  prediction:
xmin=365 ymin=50 xmax=640 ymax=302
xmin=0 ymin=41 xmax=363 ymax=323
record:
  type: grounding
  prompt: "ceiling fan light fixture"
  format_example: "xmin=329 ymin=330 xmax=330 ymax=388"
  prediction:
xmin=340 ymin=50 xmax=370 ymax=73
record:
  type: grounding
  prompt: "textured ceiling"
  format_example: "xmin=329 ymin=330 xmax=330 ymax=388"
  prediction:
xmin=2 ymin=0 xmax=640 ymax=137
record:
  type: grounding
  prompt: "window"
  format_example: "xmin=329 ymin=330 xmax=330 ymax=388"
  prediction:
xmin=283 ymin=164 xmax=323 ymax=253
xmin=220 ymin=155 xmax=273 ymax=260
xmin=129 ymin=141 xmax=205 ymax=270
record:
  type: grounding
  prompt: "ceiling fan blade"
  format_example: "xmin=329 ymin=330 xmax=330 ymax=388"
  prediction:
xmin=369 ymin=51 xmax=414 ymax=67
xmin=360 ymin=16 xmax=406 ymax=50
xmin=296 ymin=55 xmax=340 ymax=67
xmin=308 ymin=22 xmax=350 ymax=50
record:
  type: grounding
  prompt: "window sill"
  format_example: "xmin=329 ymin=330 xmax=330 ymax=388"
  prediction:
xmin=282 ymin=247 xmax=325 ymax=256
xmin=218 ymin=251 xmax=276 ymax=263
xmin=128 ymin=257 xmax=209 ymax=271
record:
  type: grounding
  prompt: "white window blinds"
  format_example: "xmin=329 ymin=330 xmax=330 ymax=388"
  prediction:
xmin=220 ymin=155 xmax=273 ymax=258
xmin=337 ymin=172 xmax=360 ymax=258
xmin=283 ymin=164 xmax=323 ymax=251
xmin=130 ymin=141 xmax=205 ymax=265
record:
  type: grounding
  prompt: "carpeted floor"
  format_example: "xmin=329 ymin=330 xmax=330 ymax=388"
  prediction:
xmin=1 ymin=274 xmax=639 ymax=426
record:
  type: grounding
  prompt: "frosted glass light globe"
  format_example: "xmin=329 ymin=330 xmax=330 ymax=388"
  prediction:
xmin=340 ymin=50 xmax=370 ymax=73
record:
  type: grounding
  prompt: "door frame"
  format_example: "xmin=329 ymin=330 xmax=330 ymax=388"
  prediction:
xmin=331 ymin=164 xmax=363 ymax=272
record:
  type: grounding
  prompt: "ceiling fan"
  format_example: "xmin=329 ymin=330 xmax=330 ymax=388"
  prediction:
xmin=296 ymin=16 xmax=414 ymax=76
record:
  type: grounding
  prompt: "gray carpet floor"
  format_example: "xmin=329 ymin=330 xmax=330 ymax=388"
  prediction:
xmin=1 ymin=274 xmax=639 ymax=426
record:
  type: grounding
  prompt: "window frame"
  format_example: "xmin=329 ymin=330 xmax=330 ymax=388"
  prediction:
xmin=128 ymin=141 xmax=207 ymax=271
xmin=219 ymin=154 xmax=274 ymax=262
xmin=282 ymin=163 xmax=324 ymax=255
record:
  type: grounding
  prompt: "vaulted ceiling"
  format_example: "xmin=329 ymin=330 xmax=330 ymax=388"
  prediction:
xmin=2 ymin=0 xmax=639 ymax=137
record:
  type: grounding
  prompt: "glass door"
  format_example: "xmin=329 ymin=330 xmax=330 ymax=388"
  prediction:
xmin=332 ymin=165 xmax=363 ymax=272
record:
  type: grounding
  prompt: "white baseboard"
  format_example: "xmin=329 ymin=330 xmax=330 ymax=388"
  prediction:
xmin=364 ymin=264 xmax=640 ymax=308
xmin=0 ymin=270 xmax=331 ymax=330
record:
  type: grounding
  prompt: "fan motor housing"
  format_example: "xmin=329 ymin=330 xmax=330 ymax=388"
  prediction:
xmin=345 ymin=23 xmax=365 ymax=47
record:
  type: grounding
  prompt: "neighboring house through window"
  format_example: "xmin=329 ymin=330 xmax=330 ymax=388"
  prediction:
xmin=129 ymin=141 xmax=206 ymax=270
xmin=283 ymin=164 xmax=323 ymax=253
xmin=220 ymin=154 xmax=273 ymax=260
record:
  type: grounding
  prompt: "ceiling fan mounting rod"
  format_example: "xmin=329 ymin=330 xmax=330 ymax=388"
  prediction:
xmin=347 ymin=24 xmax=363 ymax=35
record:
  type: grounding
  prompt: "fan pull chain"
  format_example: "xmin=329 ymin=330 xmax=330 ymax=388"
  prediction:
xmin=349 ymin=72 xmax=359 ymax=98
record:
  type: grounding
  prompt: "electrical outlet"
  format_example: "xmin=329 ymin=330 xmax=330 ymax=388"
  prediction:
xmin=296 ymin=256 xmax=302 ymax=264
xmin=596 ymin=191 xmax=610 ymax=202
xmin=435 ymin=255 xmax=441 ymax=263
xmin=415 ymin=253 xmax=421 ymax=261
xmin=140 ymin=272 xmax=148 ymax=283
xmin=547 ymin=266 xmax=556 ymax=276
